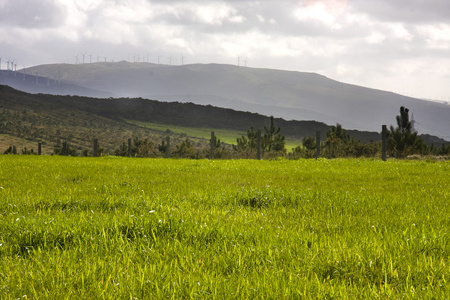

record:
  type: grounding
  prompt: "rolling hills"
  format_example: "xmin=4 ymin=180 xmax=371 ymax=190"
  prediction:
xmin=2 ymin=78 xmax=449 ymax=156
xmin=10 ymin=61 xmax=450 ymax=141
xmin=2 ymin=84 xmax=377 ymax=155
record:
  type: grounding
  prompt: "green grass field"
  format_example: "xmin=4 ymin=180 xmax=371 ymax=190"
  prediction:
xmin=0 ymin=156 xmax=449 ymax=298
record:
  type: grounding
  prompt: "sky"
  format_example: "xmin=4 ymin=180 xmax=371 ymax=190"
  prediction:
xmin=1 ymin=0 xmax=449 ymax=101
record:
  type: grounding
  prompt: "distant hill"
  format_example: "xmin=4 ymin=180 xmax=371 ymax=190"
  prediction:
xmin=10 ymin=61 xmax=449 ymax=141
xmin=0 ymin=70 xmax=113 ymax=98
xmin=1 ymin=85 xmax=448 ymax=156
xmin=1 ymin=85 xmax=390 ymax=154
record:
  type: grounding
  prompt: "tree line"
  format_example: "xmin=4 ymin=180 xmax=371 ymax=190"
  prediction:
xmin=2 ymin=107 xmax=449 ymax=159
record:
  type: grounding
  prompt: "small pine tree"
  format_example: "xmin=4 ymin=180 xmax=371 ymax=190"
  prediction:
xmin=115 ymin=142 xmax=128 ymax=156
xmin=263 ymin=116 xmax=286 ymax=152
xmin=234 ymin=127 xmax=258 ymax=152
xmin=388 ymin=106 xmax=427 ymax=158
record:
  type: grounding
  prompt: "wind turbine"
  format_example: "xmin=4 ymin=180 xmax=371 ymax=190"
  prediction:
xmin=89 ymin=54 xmax=92 ymax=63
xmin=0 ymin=57 xmax=2 ymax=70
xmin=238 ymin=56 xmax=241 ymax=67
xmin=81 ymin=53 xmax=86 ymax=64
xmin=74 ymin=55 xmax=79 ymax=64
xmin=181 ymin=55 xmax=185 ymax=66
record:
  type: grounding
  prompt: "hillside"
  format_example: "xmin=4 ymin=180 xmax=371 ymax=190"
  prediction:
xmin=13 ymin=61 xmax=450 ymax=141
xmin=0 ymin=70 xmax=112 ymax=98
xmin=0 ymin=85 xmax=164 ymax=154
xmin=0 ymin=85 xmax=391 ymax=155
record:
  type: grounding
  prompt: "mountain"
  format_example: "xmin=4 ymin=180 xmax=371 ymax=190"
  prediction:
xmin=5 ymin=62 xmax=450 ymax=140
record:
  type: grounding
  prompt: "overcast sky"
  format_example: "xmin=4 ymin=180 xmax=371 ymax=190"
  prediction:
xmin=1 ymin=0 xmax=449 ymax=100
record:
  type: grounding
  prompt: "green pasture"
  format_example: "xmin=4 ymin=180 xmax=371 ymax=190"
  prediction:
xmin=125 ymin=120 xmax=302 ymax=150
xmin=0 ymin=156 xmax=449 ymax=298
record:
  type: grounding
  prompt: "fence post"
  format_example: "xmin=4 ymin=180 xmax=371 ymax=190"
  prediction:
xmin=257 ymin=129 xmax=261 ymax=160
xmin=93 ymin=139 xmax=99 ymax=157
xmin=13 ymin=146 xmax=17 ymax=155
xmin=316 ymin=131 xmax=320 ymax=159
xmin=62 ymin=142 xmax=67 ymax=156
xmin=128 ymin=138 xmax=132 ymax=157
xmin=166 ymin=136 xmax=170 ymax=158
xmin=38 ymin=143 xmax=42 ymax=155
xmin=382 ymin=125 xmax=387 ymax=161
xmin=210 ymin=131 xmax=215 ymax=160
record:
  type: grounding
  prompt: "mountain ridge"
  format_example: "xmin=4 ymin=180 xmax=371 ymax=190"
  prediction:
xmin=4 ymin=62 xmax=449 ymax=140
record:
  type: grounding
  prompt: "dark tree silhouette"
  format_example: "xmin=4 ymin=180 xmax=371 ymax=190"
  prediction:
xmin=263 ymin=116 xmax=285 ymax=152
xmin=388 ymin=106 xmax=427 ymax=157
xmin=234 ymin=126 xmax=258 ymax=152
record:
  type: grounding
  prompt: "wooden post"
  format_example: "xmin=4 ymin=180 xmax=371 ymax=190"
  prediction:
xmin=166 ymin=137 xmax=170 ymax=158
xmin=128 ymin=138 xmax=132 ymax=157
xmin=382 ymin=125 xmax=387 ymax=161
xmin=61 ymin=142 xmax=67 ymax=156
xmin=38 ymin=143 xmax=42 ymax=155
xmin=210 ymin=131 xmax=215 ymax=160
xmin=93 ymin=139 xmax=99 ymax=157
xmin=257 ymin=129 xmax=261 ymax=160
xmin=316 ymin=131 xmax=320 ymax=159
xmin=12 ymin=146 xmax=17 ymax=155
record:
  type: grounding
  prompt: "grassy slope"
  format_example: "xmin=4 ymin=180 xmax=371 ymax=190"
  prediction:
xmin=0 ymin=85 xmax=326 ymax=154
xmin=0 ymin=86 xmax=216 ymax=154
xmin=0 ymin=156 xmax=449 ymax=298
xmin=125 ymin=120 xmax=302 ymax=150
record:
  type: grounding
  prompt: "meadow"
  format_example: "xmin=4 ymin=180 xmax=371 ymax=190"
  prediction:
xmin=0 ymin=156 xmax=448 ymax=299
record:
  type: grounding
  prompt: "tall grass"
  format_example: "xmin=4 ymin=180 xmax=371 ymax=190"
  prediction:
xmin=0 ymin=156 xmax=448 ymax=298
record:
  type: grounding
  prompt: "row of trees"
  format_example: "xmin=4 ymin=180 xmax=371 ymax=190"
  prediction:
xmin=110 ymin=107 xmax=447 ymax=159
xmin=233 ymin=116 xmax=285 ymax=155
xmin=290 ymin=124 xmax=380 ymax=159
xmin=2 ymin=107 xmax=449 ymax=158
xmin=114 ymin=138 xmax=206 ymax=159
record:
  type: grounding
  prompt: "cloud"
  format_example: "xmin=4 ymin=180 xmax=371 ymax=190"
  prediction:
xmin=0 ymin=0 xmax=66 ymax=28
xmin=0 ymin=0 xmax=449 ymax=99
xmin=351 ymin=0 xmax=450 ymax=23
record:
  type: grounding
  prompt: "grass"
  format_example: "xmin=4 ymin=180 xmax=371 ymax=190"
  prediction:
xmin=0 ymin=156 xmax=449 ymax=298
xmin=125 ymin=120 xmax=302 ymax=151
